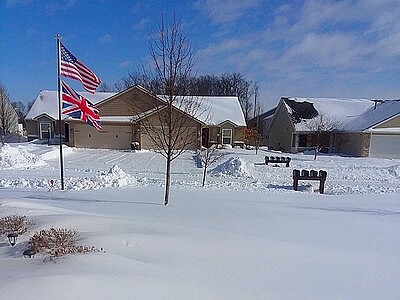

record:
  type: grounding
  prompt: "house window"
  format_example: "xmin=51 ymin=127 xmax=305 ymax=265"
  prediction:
xmin=39 ymin=122 xmax=51 ymax=140
xmin=221 ymin=129 xmax=232 ymax=145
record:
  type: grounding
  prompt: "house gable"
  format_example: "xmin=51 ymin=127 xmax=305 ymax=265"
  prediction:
xmin=375 ymin=114 xmax=400 ymax=129
xmin=33 ymin=113 xmax=56 ymax=121
xmin=97 ymin=86 xmax=164 ymax=118
xmin=268 ymin=99 xmax=295 ymax=152
xmin=218 ymin=120 xmax=239 ymax=127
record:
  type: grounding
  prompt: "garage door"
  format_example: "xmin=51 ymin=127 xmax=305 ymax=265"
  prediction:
xmin=74 ymin=124 xmax=132 ymax=149
xmin=369 ymin=134 xmax=400 ymax=159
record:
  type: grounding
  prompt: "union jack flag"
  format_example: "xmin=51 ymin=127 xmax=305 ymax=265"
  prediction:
xmin=60 ymin=43 xmax=101 ymax=94
xmin=61 ymin=80 xmax=102 ymax=131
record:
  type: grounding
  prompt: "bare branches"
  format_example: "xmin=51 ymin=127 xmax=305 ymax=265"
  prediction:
xmin=305 ymin=113 xmax=343 ymax=132
xmin=199 ymin=145 xmax=226 ymax=186
xmin=0 ymin=81 xmax=18 ymax=143
xmin=130 ymin=13 xmax=203 ymax=205
xmin=244 ymin=128 xmax=262 ymax=154
xmin=29 ymin=227 xmax=102 ymax=258
xmin=0 ymin=214 xmax=33 ymax=235
xmin=305 ymin=113 xmax=344 ymax=159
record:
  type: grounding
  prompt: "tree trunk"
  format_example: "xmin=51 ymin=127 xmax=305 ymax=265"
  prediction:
xmin=202 ymin=165 xmax=207 ymax=187
xmin=164 ymin=156 xmax=171 ymax=206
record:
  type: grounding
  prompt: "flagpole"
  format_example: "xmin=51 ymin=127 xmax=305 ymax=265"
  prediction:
xmin=55 ymin=33 xmax=65 ymax=190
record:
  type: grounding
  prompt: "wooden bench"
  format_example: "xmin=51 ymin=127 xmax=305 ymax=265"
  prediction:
xmin=293 ymin=169 xmax=327 ymax=194
xmin=265 ymin=156 xmax=291 ymax=167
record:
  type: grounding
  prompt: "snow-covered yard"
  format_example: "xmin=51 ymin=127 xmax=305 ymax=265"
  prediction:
xmin=0 ymin=143 xmax=399 ymax=299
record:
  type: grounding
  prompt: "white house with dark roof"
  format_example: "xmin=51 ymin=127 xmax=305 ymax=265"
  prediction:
xmin=268 ymin=97 xmax=400 ymax=158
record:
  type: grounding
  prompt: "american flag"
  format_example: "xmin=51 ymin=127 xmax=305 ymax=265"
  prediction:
xmin=60 ymin=43 xmax=101 ymax=94
xmin=61 ymin=80 xmax=102 ymax=131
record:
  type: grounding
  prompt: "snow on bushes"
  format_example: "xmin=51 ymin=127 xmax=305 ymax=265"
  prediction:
xmin=29 ymin=227 xmax=102 ymax=258
xmin=0 ymin=214 xmax=33 ymax=235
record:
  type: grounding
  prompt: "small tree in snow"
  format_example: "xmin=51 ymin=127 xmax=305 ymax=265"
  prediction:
xmin=199 ymin=145 xmax=226 ymax=187
xmin=0 ymin=82 xmax=18 ymax=144
xmin=244 ymin=128 xmax=262 ymax=154
xmin=305 ymin=113 xmax=343 ymax=159
xmin=133 ymin=13 xmax=206 ymax=206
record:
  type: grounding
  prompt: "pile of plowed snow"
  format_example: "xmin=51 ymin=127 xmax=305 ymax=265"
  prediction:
xmin=0 ymin=165 xmax=138 ymax=190
xmin=210 ymin=157 xmax=254 ymax=178
xmin=67 ymin=165 xmax=138 ymax=190
xmin=0 ymin=143 xmax=48 ymax=169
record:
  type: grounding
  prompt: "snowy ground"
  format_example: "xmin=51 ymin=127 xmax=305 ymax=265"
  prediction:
xmin=0 ymin=142 xmax=399 ymax=299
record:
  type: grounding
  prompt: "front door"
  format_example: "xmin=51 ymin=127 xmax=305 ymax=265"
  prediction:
xmin=202 ymin=128 xmax=209 ymax=148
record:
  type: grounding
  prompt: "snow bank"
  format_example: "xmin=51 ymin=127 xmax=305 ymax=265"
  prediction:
xmin=0 ymin=143 xmax=48 ymax=169
xmin=0 ymin=165 xmax=138 ymax=190
xmin=67 ymin=165 xmax=138 ymax=190
xmin=211 ymin=157 xmax=254 ymax=178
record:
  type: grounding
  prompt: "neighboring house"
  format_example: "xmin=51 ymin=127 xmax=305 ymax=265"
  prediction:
xmin=25 ymin=86 xmax=246 ymax=150
xmin=25 ymin=90 xmax=114 ymax=142
xmin=268 ymin=97 xmax=400 ymax=158
xmin=248 ymin=107 xmax=276 ymax=146
xmin=197 ymin=95 xmax=247 ymax=148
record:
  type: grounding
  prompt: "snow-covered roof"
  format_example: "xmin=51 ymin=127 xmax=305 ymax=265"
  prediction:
xmin=26 ymin=90 xmax=116 ymax=120
xmin=282 ymin=97 xmax=400 ymax=132
xmin=27 ymin=89 xmax=245 ymax=127
xmin=201 ymin=96 xmax=246 ymax=126
xmin=157 ymin=95 xmax=246 ymax=126
xmin=346 ymin=100 xmax=400 ymax=132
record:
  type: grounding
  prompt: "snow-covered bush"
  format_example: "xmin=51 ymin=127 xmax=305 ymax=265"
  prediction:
xmin=0 ymin=214 xmax=32 ymax=235
xmin=29 ymin=228 xmax=102 ymax=257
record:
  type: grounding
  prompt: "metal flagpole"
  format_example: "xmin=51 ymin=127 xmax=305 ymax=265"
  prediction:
xmin=55 ymin=33 xmax=65 ymax=190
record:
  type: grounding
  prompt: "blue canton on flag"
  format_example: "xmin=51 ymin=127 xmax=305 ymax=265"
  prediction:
xmin=60 ymin=43 xmax=101 ymax=94
xmin=61 ymin=80 xmax=102 ymax=131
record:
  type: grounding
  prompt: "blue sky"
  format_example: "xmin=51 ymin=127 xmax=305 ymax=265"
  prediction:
xmin=1 ymin=0 xmax=400 ymax=110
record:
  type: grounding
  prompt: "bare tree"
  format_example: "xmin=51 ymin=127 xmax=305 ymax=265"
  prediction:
xmin=115 ymin=70 xmax=157 ymax=92
xmin=119 ymin=71 xmax=256 ymax=123
xmin=97 ymin=82 xmax=116 ymax=92
xmin=0 ymin=82 xmax=18 ymax=144
xmin=199 ymin=145 xmax=226 ymax=187
xmin=193 ymin=73 xmax=256 ymax=123
xmin=305 ymin=113 xmax=343 ymax=159
xmin=135 ymin=13 xmax=206 ymax=206
xmin=27 ymin=99 xmax=35 ymax=113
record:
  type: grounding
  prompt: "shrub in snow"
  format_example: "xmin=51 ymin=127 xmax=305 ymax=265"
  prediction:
xmin=0 ymin=214 xmax=33 ymax=235
xmin=29 ymin=228 xmax=102 ymax=257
